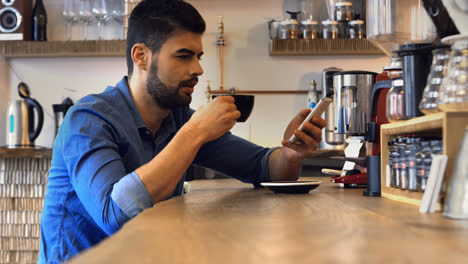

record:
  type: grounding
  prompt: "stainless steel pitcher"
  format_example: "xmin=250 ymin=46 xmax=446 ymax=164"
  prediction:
xmin=319 ymin=67 xmax=345 ymax=150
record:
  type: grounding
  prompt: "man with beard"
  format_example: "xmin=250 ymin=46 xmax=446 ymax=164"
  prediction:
xmin=39 ymin=0 xmax=326 ymax=263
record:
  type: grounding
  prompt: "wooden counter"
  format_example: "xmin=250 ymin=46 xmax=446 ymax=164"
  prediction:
xmin=69 ymin=178 xmax=468 ymax=264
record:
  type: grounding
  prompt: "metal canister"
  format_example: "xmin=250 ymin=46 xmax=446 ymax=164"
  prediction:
xmin=349 ymin=20 xmax=366 ymax=39
xmin=319 ymin=67 xmax=345 ymax=150
xmin=334 ymin=1 xmax=353 ymax=21
xmin=302 ymin=20 xmax=320 ymax=39
xmin=322 ymin=20 xmax=339 ymax=39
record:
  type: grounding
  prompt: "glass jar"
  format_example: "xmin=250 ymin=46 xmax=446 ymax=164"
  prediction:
xmin=439 ymin=35 xmax=468 ymax=111
xmin=386 ymin=75 xmax=406 ymax=122
xmin=279 ymin=20 xmax=289 ymax=39
xmin=420 ymin=140 xmax=435 ymax=191
xmin=416 ymin=140 xmax=429 ymax=192
xmin=334 ymin=1 xmax=353 ymax=21
xmin=405 ymin=137 xmax=419 ymax=191
xmin=393 ymin=137 xmax=405 ymax=188
xmin=419 ymin=48 xmax=451 ymax=114
xmin=399 ymin=138 xmax=408 ymax=190
xmin=388 ymin=141 xmax=398 ymax=188
xmin=300 ymin=0 xmax=315 ymax=22
xmin=279 ymin=20 xmax=300 ymax=40
xmin=301 ymin=20 xmax=320 ymax=39
xmin=322 ymin=20 xmax=339 ymax=39
xmin=348 ymin=19 xmax=365 ymax=39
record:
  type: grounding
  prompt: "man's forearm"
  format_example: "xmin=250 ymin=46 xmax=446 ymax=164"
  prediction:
xmin=135 ymin=125 xmax=205 ymax=204
xmin=268 ymin=147 xmax=302 ymax=182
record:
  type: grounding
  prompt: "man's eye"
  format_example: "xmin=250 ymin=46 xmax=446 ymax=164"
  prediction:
xmin=178 ymin=55 xmax=190 ymax=59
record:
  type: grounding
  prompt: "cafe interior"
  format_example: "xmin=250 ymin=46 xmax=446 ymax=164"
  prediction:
xmin=0 ymin=0 xmax=468 ymax=263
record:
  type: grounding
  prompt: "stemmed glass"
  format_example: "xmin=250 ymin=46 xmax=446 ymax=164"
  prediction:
xmin=92 ymin=0 xmax=110 ymax=40
xmin=110 ymin=0 xmax=125 ymax=39
xmin=78 ymin=0 xmax=93 ymax=40
xmin=63 ymin=0 xmax=78 ymax=40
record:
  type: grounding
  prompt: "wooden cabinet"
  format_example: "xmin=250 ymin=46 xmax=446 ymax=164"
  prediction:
xmin=380 ymin=111 xmax=468 ymax=207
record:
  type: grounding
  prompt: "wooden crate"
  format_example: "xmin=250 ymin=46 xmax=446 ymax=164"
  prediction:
xmin=0 ymin=148 xmax=52 ymax=264
xmin=380 ymin=111 xmax=468 ymax=207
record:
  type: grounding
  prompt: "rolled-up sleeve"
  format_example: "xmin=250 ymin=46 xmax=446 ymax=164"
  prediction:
xmin=61 ymin=107 xmax=152 ymax=235
xmin=111 ymin=171 xmax=153 ymax=218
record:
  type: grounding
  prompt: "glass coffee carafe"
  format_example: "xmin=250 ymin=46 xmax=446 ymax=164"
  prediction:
xmin=386 ymin=71 xmax=406 ymax=122
xmin=438 ymin=35 xmax=468 ymax=111
xmin=419 ymin=47 xmax=451 ymax=114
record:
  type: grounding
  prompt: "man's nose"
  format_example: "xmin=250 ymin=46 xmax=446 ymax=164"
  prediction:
xmin=190 ymin=59 xmax=204 ymax=77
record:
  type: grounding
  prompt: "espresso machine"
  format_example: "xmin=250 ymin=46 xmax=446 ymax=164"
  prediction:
xmin=330 ymin=71 xmax=377 ymax=187
xmin=364 ymin=57 xmax=403 ymax=195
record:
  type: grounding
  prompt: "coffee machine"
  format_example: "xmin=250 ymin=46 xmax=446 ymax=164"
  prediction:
xmin=330 ymin=71 xmax=377 ymax=186
xmin=363 ymin=57 xmax=403 ymax=195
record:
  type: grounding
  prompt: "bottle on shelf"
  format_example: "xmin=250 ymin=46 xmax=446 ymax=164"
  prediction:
xmin=32 ymin=0 xmax=47 ymax=41
xmin=307 ymin=80 xmax=318 ymax=108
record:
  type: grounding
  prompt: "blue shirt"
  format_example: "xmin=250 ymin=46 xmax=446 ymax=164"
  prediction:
xmin=39 ymin=77 xmax=275 ymax=263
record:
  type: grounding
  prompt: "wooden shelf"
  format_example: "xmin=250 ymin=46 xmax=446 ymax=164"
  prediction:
xmin=380 ymin=111 xmax=468 ymax=207
xmin=0 ymin=40 xmax=126 ymax=58
xmin=0 ymin=147 xmax=52 ymax=159
xmin=1 ymin=39 xmax=384 ymax=58
xmin=269 ymin=39 xmax=384 ymax=56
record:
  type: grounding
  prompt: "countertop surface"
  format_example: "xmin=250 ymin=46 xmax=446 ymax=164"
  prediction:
xmin=69 ymin=177 xmax=468 ymax=264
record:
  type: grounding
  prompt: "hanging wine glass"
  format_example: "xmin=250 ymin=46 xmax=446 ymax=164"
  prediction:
xmin=110 ymin=0 xmax=125 ymax=39
xmin=92 ymin=0 xmax=110 ymax=40
xmin=63 ymin=0 xmax=78 ymax=40
xmin=78 ymin=0 xmax=93 ymax=40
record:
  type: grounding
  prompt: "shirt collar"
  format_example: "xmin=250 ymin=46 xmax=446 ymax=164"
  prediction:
xmin=114 ymin=76 xmax=176 ymax=142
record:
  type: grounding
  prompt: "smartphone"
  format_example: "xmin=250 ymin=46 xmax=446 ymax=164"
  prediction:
xmin=288 ymin=97 xmax=332 ymax=144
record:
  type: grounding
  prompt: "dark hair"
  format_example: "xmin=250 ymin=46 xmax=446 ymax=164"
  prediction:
xmin=126 ymin=0 xmax=206 ymax=77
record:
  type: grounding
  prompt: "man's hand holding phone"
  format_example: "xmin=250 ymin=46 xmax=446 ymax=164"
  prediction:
xmin=281 ymin=97 xmax=330 ymax=159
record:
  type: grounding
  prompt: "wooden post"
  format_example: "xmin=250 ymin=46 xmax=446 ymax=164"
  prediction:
xmin=0 ymin=58 xmax=10 ymax=146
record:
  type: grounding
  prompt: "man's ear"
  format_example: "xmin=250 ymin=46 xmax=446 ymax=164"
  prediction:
xmin=131 ymin=43 xmax=151 ymax=71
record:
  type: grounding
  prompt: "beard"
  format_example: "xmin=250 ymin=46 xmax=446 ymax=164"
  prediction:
xmin=146 ymin=62 xmax=197 ymax=109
